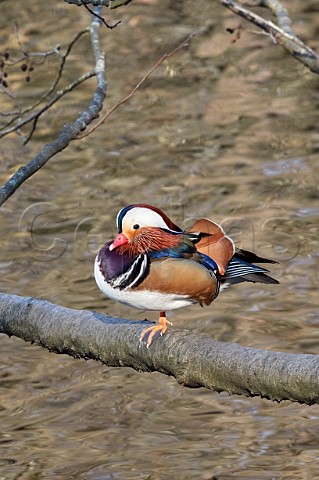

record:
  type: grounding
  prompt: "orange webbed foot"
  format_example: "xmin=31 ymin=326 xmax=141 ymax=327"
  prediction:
xmin=139 ymin=311 xmax=172 ymax=348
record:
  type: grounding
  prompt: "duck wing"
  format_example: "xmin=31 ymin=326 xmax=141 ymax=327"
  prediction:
xmin=221 ymin=256 xmax=279 ymax=286
xmin=186 ymin=218 xmax=235 ymax=275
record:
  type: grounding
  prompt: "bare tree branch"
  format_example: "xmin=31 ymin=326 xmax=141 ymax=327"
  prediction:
xmin=65 ymin=0 xmax=319 ymax=74
xmin=220 ymin=0 xmax=319 ymax=74
xmin=0 ymin=29 xmax=89 ymax=132
xmin=0 ymin=71 xmax=95 ymax=144
xmin=0 ymin=292 xmax=318 ymax=405
xmin=0 ymin=8 xmax=106 ymax=207
xmin=258 ymin=0 xmax=293 ymax=34
xmin=81 ymin=0 xmax=121 ymax=28
xmin=65 ymin=0 xmax=133 ymax=8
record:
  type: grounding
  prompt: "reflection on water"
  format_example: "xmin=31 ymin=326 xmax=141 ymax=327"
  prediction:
xmin=0 ymin=0 xmax=319 ymax=478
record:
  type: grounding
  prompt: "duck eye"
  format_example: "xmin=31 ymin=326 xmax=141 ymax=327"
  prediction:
xmin=133 ymin=224 xmax=140 ymax=230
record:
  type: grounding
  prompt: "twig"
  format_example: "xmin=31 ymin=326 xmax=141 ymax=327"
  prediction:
xmin=259 ymin=0 xmax=293 ymax=35
xmin=0 ymin=29 xmax=89 ymax=133
xmin=220 ymin=0 xmax=319 ymax=74
xmin=9 ymin=22 xmax=60 ymax=65
xmin=81 ymin=0 xmax=121 ymax=29
xmin=79 ymin=32 xmax=196 ymax=138
xmin=0 ymin=7 xmax=106 ymax=207
xmin=0 ymin=71 xmax=95 ymax=143
xmin=65 ymin=0 xmax=133 ymax=8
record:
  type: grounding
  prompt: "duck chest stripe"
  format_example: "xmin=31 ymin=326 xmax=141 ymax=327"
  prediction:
xmin=110 ymin=254 xmax=150 ymax=290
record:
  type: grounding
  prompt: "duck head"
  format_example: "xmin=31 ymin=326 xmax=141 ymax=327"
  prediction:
xmin=109 ymin=204 xmax=183 ymax=255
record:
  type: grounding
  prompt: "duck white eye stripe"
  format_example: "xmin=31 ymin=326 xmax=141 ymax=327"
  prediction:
xmin=123 ymin=207 xmax=171 ymax=230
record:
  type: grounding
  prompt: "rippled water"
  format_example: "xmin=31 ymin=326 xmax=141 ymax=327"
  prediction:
xmin=0 ymin=0 xmax=319 ymax=478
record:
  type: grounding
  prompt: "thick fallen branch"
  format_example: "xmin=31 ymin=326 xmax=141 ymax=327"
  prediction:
xmin=0 ymin=292 xmax=318 ymax=405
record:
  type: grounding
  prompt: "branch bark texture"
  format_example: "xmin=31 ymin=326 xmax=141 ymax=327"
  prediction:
xmin=0 ymin=293 xmax=318 ymax=405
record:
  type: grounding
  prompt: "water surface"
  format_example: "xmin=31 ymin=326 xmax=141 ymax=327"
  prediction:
xmin=0 ymin=0 xmax=318 ymax=478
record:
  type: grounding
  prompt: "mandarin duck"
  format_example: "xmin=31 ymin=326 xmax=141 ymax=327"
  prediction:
xmin=95 ymin=204 xmax=279 ymax=347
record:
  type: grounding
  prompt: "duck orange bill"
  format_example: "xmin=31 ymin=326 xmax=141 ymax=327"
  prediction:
xmin=109 ymin=233 xmax=128 ymax=251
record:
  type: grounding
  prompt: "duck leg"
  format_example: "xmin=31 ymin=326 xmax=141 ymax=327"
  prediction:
xmin=139 ymin=311 xmax=172 ymax=347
